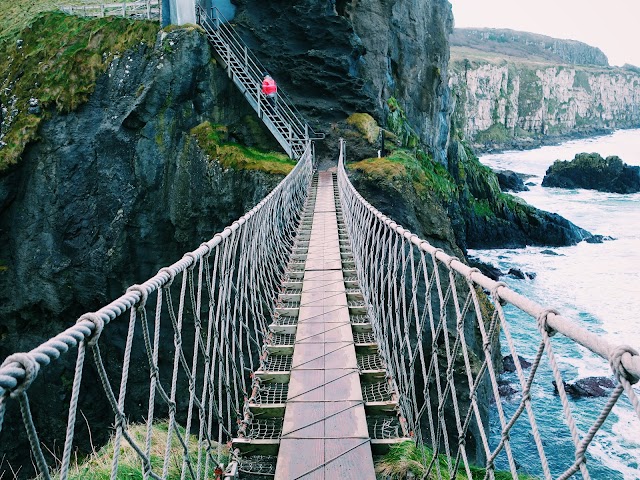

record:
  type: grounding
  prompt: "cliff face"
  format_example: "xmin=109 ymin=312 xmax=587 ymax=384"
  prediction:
xmin=231 ymin=0 xmax=453 ymax=163
xmin=0 ymin=26 xmax=284 ymax=474
xmin=450 ymin=33 xmax=640 ymax=150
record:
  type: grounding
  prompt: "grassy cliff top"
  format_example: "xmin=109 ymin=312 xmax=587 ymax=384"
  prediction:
xmin=0 ymin=10 xmax=158 ymax=171
xmin=348 ymin=149 xmax=457 ymax=202
xmin=0 ymin=0 xmax=110 ymax=42
xmin=451 ymin=27 xmax=609 ymax=68
xmin=450 ymin=46 xmax=623 ymax=74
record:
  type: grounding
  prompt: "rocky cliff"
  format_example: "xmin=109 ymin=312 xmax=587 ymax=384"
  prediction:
xmin=229 ymin=0 xmax=454 ymax=164
xmin=450 ymin=31 xmax=640 ymax=150
xmin=0 ymin=24 xmax=287 ymax=474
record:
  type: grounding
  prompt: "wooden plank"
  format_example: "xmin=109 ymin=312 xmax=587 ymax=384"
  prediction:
xmin=323 ymin=438 xmax=376 ymax=479
xmin=276 ymin=439 xmax=324 ymax=479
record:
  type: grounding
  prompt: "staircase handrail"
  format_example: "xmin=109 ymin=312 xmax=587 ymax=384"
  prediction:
xmin=197 ymin=5 xmax=324 ymax=141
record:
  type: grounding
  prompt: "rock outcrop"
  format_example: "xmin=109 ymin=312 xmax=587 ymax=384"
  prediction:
xmin=449 ymin=30 xmax=640 ymax=151
xmin=553 ymin=377 xmax=616 ymax=398
xmin=496 ymin=170 xmax=529 ymax=192
xmin=542 ymin=152 xmax=640 ymax=193
xmin=446 ymin=141 xmax=591 ymax=249
xmin=0 ymin=27 xmax=285 ymax=475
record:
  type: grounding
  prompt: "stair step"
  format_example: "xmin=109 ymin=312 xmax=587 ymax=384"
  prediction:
xmin=232 ymin=438 xmax=280 ymax=456
xmin=248 ymin=403 xmax=287 ymax=417
xmin=254 ymin=370 xmax=291 ymax=383
xmin=269 ymin=323 xmax=297 ymax=335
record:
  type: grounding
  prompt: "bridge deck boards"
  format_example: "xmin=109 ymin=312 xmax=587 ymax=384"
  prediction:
xmin=275 ymin=172 xmax=375 ymax=479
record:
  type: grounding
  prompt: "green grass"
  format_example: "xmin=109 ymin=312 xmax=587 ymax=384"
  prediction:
xmin=376 ymin=441 xmax=537 ymax=480
xmin=191 ymin=121 xmax=296 ymax=175
xmin=49 ymin=422 xmax=229 ymax=480
xmin=474 ymin=123 xmax=512 ymax=144
xmin=0 ymin=11 xmax=158 ymax=172
xmin=348 ymin=149 xmax=458 ymax=202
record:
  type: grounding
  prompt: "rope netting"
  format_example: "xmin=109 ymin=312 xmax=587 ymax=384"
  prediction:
xmin=336 ymin=139 xmax=640 ymax=479
xmin=0 ymin=143 xmax=313 ymax=479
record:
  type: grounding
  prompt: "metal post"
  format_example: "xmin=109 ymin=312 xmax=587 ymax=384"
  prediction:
xmin=147 ymin=0 xmax=150 ymax=19
xmin=102 ymin=4 xmax=105 ymax=17
xmin=123 ymin=0 xmax=126 ymax=17
xmin=257 ymin=84 xmax=261 ymax=117
xmin=244 ymin=46 xmax=248 ymax=70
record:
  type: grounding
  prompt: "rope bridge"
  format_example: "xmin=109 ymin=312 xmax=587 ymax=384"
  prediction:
xmin=0 ymin=139 xmax=638 ymax=478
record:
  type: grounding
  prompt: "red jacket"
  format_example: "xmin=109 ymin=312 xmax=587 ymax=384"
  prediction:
xmin=262 ymin=76 xmax=277 ymax=96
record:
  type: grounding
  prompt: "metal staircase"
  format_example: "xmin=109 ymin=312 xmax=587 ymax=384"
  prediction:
xmin=196 ymin=5 xmax=322 ymax=159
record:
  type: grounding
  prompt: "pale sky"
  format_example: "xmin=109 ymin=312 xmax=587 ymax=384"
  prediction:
xmin=449 ymin=0 xmax=640 ymax=67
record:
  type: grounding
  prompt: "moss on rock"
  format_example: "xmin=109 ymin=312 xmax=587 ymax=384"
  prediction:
xmin=191 ymin=121 xmax=295 ymax=175
xmin=0 ymin=12 xmax=159 ymax=172
xmin=346 ymin=113 xmax=380 ymax=144
xmin=53 ymin=422 xmax=228 ymax=479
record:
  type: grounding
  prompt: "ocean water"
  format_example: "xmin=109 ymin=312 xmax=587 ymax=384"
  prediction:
xmin=470 ymin=129 xmax=640 ymax=479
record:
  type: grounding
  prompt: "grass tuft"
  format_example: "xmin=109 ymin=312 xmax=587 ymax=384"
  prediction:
xmin=191 ymin=121 xmax=295 ymax=175
xmin=48 ymin=422 xmax=229 ymax=480
xmin=376 ymin=441 xmax=537 ymax=480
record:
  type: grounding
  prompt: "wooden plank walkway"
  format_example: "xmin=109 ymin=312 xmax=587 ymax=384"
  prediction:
xmin=275 ymin=172 xmax=376 ymax=479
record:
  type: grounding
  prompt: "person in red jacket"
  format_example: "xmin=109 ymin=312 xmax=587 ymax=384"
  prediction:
xmin=261 ymin=72 xmax=278 ymax=109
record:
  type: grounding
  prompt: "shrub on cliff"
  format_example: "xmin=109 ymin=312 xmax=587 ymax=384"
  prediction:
xmin=542 ymin=152 xmax=640 ymax=193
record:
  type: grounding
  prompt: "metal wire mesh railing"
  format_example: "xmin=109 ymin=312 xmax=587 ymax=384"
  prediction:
xmin=336 ymin=139 xmax=640 ymax=479
xmin=0 ymin=143 xmax=313 ymax=479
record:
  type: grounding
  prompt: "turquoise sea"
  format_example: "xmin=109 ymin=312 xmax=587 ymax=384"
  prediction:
xmin=471 ymin=129 xmax=640 ymax=479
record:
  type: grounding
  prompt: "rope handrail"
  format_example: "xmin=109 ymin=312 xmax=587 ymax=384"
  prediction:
xmin=339 ymin=155 xmax=640 ymax=380
xmin=336 ymin=139 xmax=639 ymax=479
xmin=0 ymin=142 xmax=314 ymax=479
